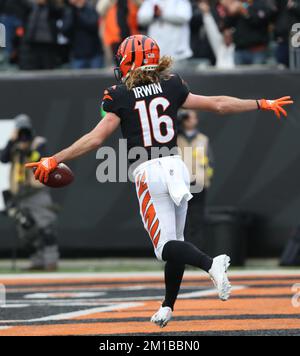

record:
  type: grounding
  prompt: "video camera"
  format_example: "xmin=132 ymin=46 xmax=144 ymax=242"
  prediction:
xmin=16 ymin=128 xmax=33 ymax=143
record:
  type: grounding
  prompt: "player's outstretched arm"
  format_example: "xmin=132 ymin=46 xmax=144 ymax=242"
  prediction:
xmin=25 ymin=113 xmax=120 ymax=183
xmin=183 ymin=93 xmax=293 ymax=118
xmin=54 ymin=113 xmax=120 ymax=163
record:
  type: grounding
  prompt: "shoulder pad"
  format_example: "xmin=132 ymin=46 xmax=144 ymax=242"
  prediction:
xmin=102 ymin=85 xmax=122 ymax=115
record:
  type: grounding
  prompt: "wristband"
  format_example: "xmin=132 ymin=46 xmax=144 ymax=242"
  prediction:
xmin=256 ymin=100 xmax=261 ymax=110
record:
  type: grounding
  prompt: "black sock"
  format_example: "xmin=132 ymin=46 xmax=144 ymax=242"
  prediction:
xmin=162 ymin=240 xmax=213 ymax=273
xmin=162 ymin=261 xmax=185 ymax=311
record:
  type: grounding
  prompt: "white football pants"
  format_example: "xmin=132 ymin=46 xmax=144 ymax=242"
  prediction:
xmin=133 ymin=156 xmax=193 ymax=260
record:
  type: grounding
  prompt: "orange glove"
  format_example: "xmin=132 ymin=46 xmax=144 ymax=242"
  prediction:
xmin=259 ymin=96 xmax=293 ymax=119
xmin=25 ymin=157 xmax=58 ymax=184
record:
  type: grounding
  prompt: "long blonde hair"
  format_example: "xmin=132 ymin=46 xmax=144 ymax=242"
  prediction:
xmin=125 ymin=56 xmax=173 ymax=90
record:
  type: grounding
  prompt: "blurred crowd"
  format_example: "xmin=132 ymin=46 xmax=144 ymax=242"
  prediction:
xmin=0 ymin=0 xmax=299 ymax=71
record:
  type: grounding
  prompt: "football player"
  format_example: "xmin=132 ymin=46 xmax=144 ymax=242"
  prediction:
xmin=26 ymin=35 xmax=293 ymax=328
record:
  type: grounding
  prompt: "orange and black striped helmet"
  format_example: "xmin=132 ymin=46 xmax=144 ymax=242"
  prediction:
xmin=114 ymin=34 xmax=160 ymax=82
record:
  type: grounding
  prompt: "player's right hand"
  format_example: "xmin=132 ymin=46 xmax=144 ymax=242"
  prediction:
xmin=259 ymin=97 xmax=294 ymax=119
xmin=25 ymin=157 xmax=58 ymax=184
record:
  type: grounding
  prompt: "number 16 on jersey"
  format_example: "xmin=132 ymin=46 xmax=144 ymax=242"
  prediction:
xmin=135 ymin=97 xmax=175 ymax=147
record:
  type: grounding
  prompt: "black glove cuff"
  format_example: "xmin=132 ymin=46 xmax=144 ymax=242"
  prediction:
xmin=256 ymin=100 xmax=261 ymax=110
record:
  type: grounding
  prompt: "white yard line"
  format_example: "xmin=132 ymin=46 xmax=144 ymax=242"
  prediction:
xmin=26 ymin=302 xmax=143 ymax=322
xmin=178 ymin=285 xmax=245 ymax=299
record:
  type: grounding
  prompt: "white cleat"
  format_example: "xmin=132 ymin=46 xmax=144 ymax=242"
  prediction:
xmin=151 ymin=306 xmax=172 ymax=328
xmin=209 ymin=254 xmax=231 ymax=301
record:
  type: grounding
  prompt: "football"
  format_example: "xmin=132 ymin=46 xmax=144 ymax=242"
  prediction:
xmin=34 ymin=163 xmax=74 ymax=188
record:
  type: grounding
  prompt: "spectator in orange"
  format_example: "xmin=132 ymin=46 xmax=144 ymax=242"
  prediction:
xmin=96 ymin=0 xmax=142 ymax=66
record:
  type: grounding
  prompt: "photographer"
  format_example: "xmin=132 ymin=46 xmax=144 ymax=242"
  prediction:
xmin=0 ymin=114 xmax=59 ymax=271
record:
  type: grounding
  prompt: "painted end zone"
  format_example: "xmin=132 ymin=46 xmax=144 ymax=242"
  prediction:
xmin=0 ymin=271 xmax=299 ymax=336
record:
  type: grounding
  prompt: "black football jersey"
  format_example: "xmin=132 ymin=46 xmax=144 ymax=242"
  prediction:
xmin=102 ymin=74 xmax=190 ymax=161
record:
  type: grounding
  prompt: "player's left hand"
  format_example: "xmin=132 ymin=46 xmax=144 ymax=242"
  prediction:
xmin=259 ymin=96 xmax=294 ymax=119
xmin=25 ymin=156 xmax=58 ymax=183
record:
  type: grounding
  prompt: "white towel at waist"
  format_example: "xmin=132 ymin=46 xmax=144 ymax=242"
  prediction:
xmin=159 ymin=156 xmax=193 ymax=206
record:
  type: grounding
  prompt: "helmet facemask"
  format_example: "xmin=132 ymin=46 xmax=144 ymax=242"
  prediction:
xmin=114 ymin=54 xmax=123 ymax=83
